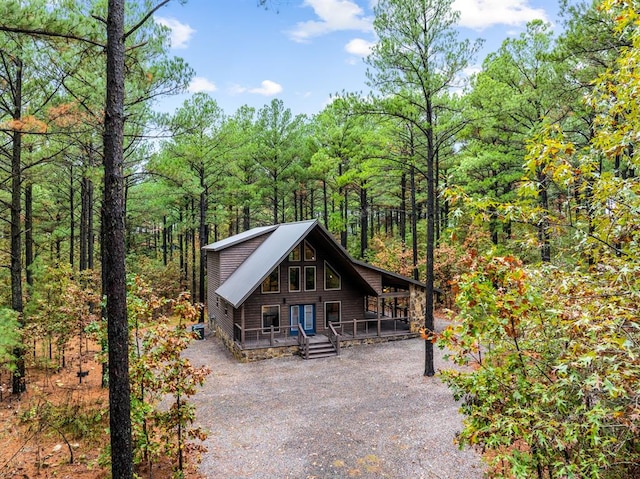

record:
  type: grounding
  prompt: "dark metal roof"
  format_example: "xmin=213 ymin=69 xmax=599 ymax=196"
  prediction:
xmin=352 ymin=259 xmax=426 ymax=289
xmin=208 ymin=219 xmax=427 ymax=308
xmin=214 ymin=220 xmax=317 ymax=308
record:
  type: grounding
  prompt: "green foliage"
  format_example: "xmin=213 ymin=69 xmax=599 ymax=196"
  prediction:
xmin=126 ymin=276 xmax=210 ymax=476
xmin=0 ymin=307 xmax=20 ymax=372
xmin=440 ymin=255 xmax=640 ymax=478
xmin=20 ymin=390 xmax=108 ymax=465
xmin=440 ymin=3 xmax=640 ymax=477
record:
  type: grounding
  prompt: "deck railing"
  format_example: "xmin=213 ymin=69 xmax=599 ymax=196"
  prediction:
xmin=233 ymin=315 xmax=412 ymax=350
xmin=335 ymin=316 xmax=411 ymax=338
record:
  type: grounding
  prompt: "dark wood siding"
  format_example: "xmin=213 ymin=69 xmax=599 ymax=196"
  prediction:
xmin=354 ymin=264 xmax=382 ymax=294
xmin=206 ymin=250 xmax=234 ymax=338
xmin=219 ymin=235 xmax=268 ymax=283
xmin=241 ymin=238 xmax=370 ymax=333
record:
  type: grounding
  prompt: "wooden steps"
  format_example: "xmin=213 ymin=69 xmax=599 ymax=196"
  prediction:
xmin=301 ymin=335 xmax=338 ymax=359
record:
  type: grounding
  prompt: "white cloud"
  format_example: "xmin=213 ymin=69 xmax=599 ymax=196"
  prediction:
xmin=345 ymin=38 xmax=375 ymax=57
xmin=453 ymin=0 xmax=548 ymax=30
xmin=288 ymin=0 xmax=373 ymax=43
xmin=155 ymin=16 xmax=195 ymax=49
xmin=187 ymin=77 xmax=217 ymax=93
xmin=463 ymin=65 xmax=482 ymax=77
xmin=229 ymin=80 xmax=283 ymax=96
xmin=249 ymin=80 xmax=283 ymax=96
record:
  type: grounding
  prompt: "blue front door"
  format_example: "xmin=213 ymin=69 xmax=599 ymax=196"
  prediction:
xmin=290 ymin=304 xmax=315 ymax=336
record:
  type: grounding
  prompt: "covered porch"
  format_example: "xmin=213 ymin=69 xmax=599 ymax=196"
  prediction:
xmin=231 ymin=288 xmax=420 ymax=351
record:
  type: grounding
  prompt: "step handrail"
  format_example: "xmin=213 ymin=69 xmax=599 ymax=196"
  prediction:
xmin=297 ymin=323 xmax=309 ymax=359
xmin=327 ymin=322 xmax=341 ymax=356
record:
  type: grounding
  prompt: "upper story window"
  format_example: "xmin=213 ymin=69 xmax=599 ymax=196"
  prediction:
xmin=261 ymin=267 xmax=280 ymax=293
xmin=304 ymin=266 xmax=316 ymax=291
xmin=324 ymin=262 xmax=341 ymax=290
xmin=304 ymin=241 xmax=316 ymax=261
xmin=289 ymin=245 xmax=301 ymax=261
xmin=289 ymin=266 xmax=301 ymax=292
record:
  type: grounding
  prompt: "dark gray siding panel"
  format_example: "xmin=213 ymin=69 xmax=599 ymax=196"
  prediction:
xmin=207 ymin=251 xmax=235 ymax=338
xmin=241 ymin=237 xmax=369 ymax=333
xmin=219 ymin=235 xmax=269 ymax=284
xmin=354 ymin=264 xmax=382 ymax=294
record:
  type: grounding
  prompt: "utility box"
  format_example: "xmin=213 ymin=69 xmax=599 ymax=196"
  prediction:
xmin=191 ymin=323 xmax=205 ymax=340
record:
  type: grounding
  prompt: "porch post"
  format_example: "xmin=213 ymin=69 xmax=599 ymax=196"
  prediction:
xmin=377 ymin=296 xmax=381 ymax=337
xmin=241 ymin=305 xmax=245 ymax=347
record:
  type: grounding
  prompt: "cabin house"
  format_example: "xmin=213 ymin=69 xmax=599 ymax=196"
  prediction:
xmin=203 ymin=219 xmax=426 ymax=361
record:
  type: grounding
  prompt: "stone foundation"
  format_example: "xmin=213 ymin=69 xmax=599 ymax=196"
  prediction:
xmin=213 ymin=322 xmax=420 ymax=362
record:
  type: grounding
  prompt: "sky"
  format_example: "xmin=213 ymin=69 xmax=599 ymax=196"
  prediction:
xmin=152 ymin=0 xmax=562 ymax=117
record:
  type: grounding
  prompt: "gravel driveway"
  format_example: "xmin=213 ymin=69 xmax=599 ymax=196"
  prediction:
xmin=184 ymin=321 xmax=484 ymax=479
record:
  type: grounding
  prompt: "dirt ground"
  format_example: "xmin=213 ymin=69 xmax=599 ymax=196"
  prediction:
xmin=0 ymin=342 xmax=202 ymax=479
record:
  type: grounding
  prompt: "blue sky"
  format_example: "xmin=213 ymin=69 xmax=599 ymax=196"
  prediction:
xmin=153 ymin=0 xmax=561 ymax=117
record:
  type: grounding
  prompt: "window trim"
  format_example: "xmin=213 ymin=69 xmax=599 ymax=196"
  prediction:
xmin=325 ymin=301 xmax=341 ymax=327
xmin=289 ymin=244 xmax=301 ymax=262
xmin=261 ymin=304 xmax=280 ymax=332
xmin=304 ymin=265 xmax=316 ymax=292
xmin=304 ymin=240 xmax=316 ymax=261
xmin=324 ymin=261 xmax=341 ymax=290
xmin=261 ymin=266 xmax=280 ymax=294
xmin=289 ymin=266 xmax=301 ymax=292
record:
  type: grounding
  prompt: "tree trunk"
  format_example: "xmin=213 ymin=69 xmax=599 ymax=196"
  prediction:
xmin=191 ymin=198 xmax=196 ymax=302
xmin=69 ymin=164 xmax=75 ymax=267
xmin=103 ymin=1 xmax=133 ymax=476
xmin=11 ymin=56 xmax=25 ymax=395
xmin=88 ymin=179 xmax=94 ymax=270
xmin=25 ymin=182 xmax=33 ymax=287
xmin=322 ymin=180 xmax=328 ymax=227
xmin=360 ymin=184 xmax=368 ymax=258
xmin=80 ymin=176 xmax=90 ymax=270
xmin=179 ymin=207 xmax=185 ymax=282
xmin=162 ymin=215 xmax=168 ymax=266
xmin=199 ymin=188 xmax=207 ymax=323
xmin=243 ymin=205 xmax=250 ymax=231
xmin=400 ymin=172 xmax=407 ymax=244
xmin=424 ymin=100 xmax=436 ymax=378
xmin=410 ymin=165 xmax=418 ymax=282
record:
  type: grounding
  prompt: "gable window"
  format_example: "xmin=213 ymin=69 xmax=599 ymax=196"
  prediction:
xmin=289 ymin=245 xmax=301 ymax=261
xmin=324 ymin=262 xmax=341 ymax=290
xmin=325 ymin=301 xmax=341 ymax=327
xmin=262 ymin=305 xmax=280 ymax=332
xmin=261 ymin=267 xmax=280 ymax=293
xmin=289 ymin=266 xmax=301 ymax=292
xmin=304 ymin=241 xmax=316 ymax=261
xmin=304 ymin=266 xmax=316 ymax=291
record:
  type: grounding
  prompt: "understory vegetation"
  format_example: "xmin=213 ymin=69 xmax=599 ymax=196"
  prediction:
xmin=0 ymin=0 xmax=639 ymax=477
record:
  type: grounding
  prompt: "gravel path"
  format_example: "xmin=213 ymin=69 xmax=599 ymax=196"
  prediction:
xmin=184 ymin=320 xmax=484 ymax=479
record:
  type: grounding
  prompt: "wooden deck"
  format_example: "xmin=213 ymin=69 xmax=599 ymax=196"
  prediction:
xmin=235 ymin=317 xmax=415 ymax=351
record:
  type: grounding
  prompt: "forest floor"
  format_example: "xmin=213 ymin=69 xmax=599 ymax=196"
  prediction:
xmin=0 ymin=315 xmax=484 ymax=479
xmin=0 ymin=340 xmax=203 ymax=479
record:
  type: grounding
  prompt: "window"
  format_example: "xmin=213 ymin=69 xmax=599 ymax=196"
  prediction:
xmin=304 ymin=266 xmax=316 ymax=291
xmin=261 ymin=267 xmax=280 ymax=293
xmin=325 ymin=301 xmax=341 ymax=327
xmin=324 ymin=262 xmax=341 ymax=290
xmin=289 ymin=245 xmax=301 ymax=261
xmin=304 ymin=241 xmax=316 ymax=261
xmin=289 ymin=266 xmax=301 ymax=292
xmin=262 ymin=305 xmax=280 ymax=332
